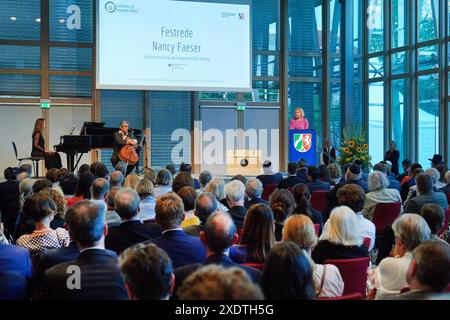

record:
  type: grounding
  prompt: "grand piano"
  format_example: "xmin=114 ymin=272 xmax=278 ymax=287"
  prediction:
xmin=55 ymin=122 xmax=142 ymax=172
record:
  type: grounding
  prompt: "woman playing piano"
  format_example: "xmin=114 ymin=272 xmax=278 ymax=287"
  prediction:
xmin=111 ymin=121 xmax=138 ymax=175
xmin=31 ymin=118 xmax=62 ymax=170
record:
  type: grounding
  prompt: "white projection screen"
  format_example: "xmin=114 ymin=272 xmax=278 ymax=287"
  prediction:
xmin=96 ymin=0 xmax=251 ymax=91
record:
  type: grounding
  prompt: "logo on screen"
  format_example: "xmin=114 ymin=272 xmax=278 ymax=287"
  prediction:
xmin=105 ymin=1 xmax=116 ymax=13
xmin=239 ymin=13 xmax=245 ymax=20
xmin=294 ymin=134 xmax=312 ymax=152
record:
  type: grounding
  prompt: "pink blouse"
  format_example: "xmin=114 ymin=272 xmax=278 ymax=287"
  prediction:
xmin=289 ymin=117 xmax=309 ymax=130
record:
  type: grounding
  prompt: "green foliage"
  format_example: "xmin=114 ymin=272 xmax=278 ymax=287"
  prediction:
xmin=337 ymin=126 xmax=372 ymax=172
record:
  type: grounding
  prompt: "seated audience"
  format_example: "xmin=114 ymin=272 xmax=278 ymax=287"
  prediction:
xmin=119 ymin=243 xmax=174 ymax=300
xmin=123 ymin=174 xmax=139 ymax=190
xmin=230 ymin=204 xmax=275 ymax=263
xmin=420 ymin=204 xmax=445 ymax=240
xmin=178 ymin=186 xmax=200 ymax=228
xmin=46 ymin=168 xmax=61 ymax=190
xmin=362 ymin=171 xmax=402 ymax=220
xmin=225 ymin=180 xmax=247 ymax=229
xmin=172 ymin=172 xmax=195 ymax=194
xmin=312 ymin=206 xmax=368 ymax=264
xmin=148 ymin=193 xmax=206 ymax=268
xmin=142 ymin=167 xmax=157 ymax=185
xmin=32 ymin=178 xmax=52 ymax=194
xmin=256 ymin=160 xmax=283 ymax=187
xmin=261 ymin=241 xmax=316 ymax=300
xmin=337 ymin=184 xmax=376 ymax=251
xmin=184 ymin=192 xmax=218 ymax=237
xmin=109 ymin=171 xmax=124 ymax=188
xmin=318 ymin=164 xmax=335 ymax=186
xmin=179 ymin=163 xmax=200 ymax=189
xmin=397 ymin=159 xmax=411 ymax=184
xmin=77 ymin=164 xmax=90 ymax=177
xmin=13 ymin=179 xmax=36 ymax=240
xmin=292 ymin=183 xmax=323 ymax=234
xmin=244 ymin=178 xmax=268 ymax=209
xmin=154 ymin=168 xmax=173 ymax=198
xmin=90 ymin=178 xmax=109 ymax=209
xmin=18 ymin=178 xmax=34 ymax=209
xmin=405 ymin=168 xmax=442 ymax=203
xmin=435 ymin=164 xmax=448 ymax=189
xmin=105 ymin=188 xmax=161 ymax=254
xmin=165 ymin=163 xmax=177 ymax=176
xmin=438 ymin=170 xmax=450 ymax=194
xmin=380 ymin=162 xmax=401 ymax=191
xmin=0 ymin=167 xmax=20 ymax=234
xmin=395 ymin=240 xmax=450 ymax=300
xmin=282 ymin=215 xmax=344 ymax=297
xmin=278 ymin=162 xmax=304 ymax=189
xmin=370 ymin=214 xmax=431 ymax=300
xmin=205 ymin=178 xmax=228 ymax=212
xmin=90 ymin=161 xmax=109 ymax=179
xmin=297 ymin=159 xmax=309 ymax=183
xmin=40 ymin=200 xmax=127 ymax=300
xmin=43 ymin=188 xmax=67 ymax=230
xmin=307 ymin=166 xmax=331 ymax=192
xmin=136 ymin=179 xmax=156 ymax=222
xmin=59 ymin=173 xmax=78 ymax=198
xmin=400 ymin=163 xmax=423 ymax=202
xmin=66 ymin=172 xmax=95 ymax=207
xmin=404 ymin=173 xmax=448 ymax=214
xmin=174 ymin=212 xmax=261 ymax=296
xmin=327 ymin=162 xmax=342 ymax=185
xmin=177 ymin=265 xmax=263 ymax=300
xmin=16 ymin=192 xmax=69 ymax=262
xmin=231 ymin=174 xmax=247 ymax=185
xmin=343 ymin=163 xmax=369 ymax=193
xmin=105 ymin=186 xmax=122 ymax=226
xmin=198 ymin=170 xmax=212 ymax=192
xmin=270 ymin=188 xmax=296 ymax=241
xmin=18 ymin=164 xmax=33 ymax=176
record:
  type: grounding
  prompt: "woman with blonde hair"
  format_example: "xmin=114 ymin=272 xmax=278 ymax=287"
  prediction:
xmin=311 ymin=206 xmax=368 ymax=263
xmin=282 ymin=215 xmax=344 ymax=297
xmin=289 ymin=107 xmax=309 ymax=130
xmin=31 ymin=118 xmax=62 ymax=169
xmin=124 ymin=174 xmax=140 ymax=190
xmin=205 ymin=178 xmax=228 ymax=212
xmin=327 ymin=163 xmax=342 ymax=185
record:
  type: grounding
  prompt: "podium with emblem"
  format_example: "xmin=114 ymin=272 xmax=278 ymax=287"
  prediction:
xmin=289 ymin=129 xmax=316 ymax=165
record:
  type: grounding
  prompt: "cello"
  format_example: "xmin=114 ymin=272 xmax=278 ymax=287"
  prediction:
xmin=119 ymin=131 xmax=139 ymax=165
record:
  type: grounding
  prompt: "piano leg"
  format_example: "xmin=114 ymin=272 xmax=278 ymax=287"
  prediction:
xmin=67 ymin=152 xmax=75 ymax=172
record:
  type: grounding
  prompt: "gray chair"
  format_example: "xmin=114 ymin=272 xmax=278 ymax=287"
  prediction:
xmin=12 ymin=142 xmax=44 ymax=178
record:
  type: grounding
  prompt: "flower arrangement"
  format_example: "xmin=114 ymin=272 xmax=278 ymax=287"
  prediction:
xmin=337 ymin=126 xmax=372 ymax=172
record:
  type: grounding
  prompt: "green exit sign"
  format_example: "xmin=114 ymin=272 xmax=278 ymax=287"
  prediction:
xmin=236 ymin=104 xmax=245 ymax=111
xmin=40 ymin=99 xmax=51 ymax=109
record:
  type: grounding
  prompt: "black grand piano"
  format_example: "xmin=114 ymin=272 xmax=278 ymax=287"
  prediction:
xmin=55 ymin=122 xmax=142 ymax=172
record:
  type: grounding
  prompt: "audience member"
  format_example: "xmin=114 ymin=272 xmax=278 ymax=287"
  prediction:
xmin=404 ymin=173 xmax=448 ymax=213
xmin=282 ymin=215 xmax=344 ymax=297
xmin=230 ymin=204 xmax=275 ymax=263
xmin=312 ymin=206 xmax=368 ymax=264
xmin=256 ymin=160 xmax=283 ymax=187
xmin=205 ymin=178 xmax=228 ymax=212
xmin=435 ymin=164 xmax=448 ymax=189
xmin=136 ymin=178 xmax=156 ymax=222
xmin=105 ymin=186 xmax=122 ymax=226
xmin=420 ymin=204 xmax=445 ymax=240
xmin=198 ymin=170 xmax=212 ymax=192
xmin=244 ymin=178 xmax=268 ymax=209
xmin=165 ymin=163 xmax=177 ymax=176
xmin=318 ymin=164 xmax=335 ymax=186
xmin=123 ymin=174 xmax=139 ymax=190
xmin=45 ymin=168 xmax=60 ymax=189
xmin=292 ymin=183 xmax=323 ymax=234
xmin=90 ymin=178 xmax=109 ymax=209
xmin=77 ymin=164 xmax=90 ymax=177
xmin=90 ymin=162 xmax=109 ymax=179
xmin=278 ymin=162 xmax=305 ymax=189
xmin=109 ymin=171 xmax=124 ymax=188
xmin=438 ymin=170 xmax=450 ymax=194
xmin=59 ymin=173 xmax=78 ymax=197
xmin=231 ymin=174 xmax=247 ymax=185
xmin=397 ymin=159 xmax=411 ymax=183
xmin=178 ymin=186 xmax=200 ymax=228
xmin=105 ymin=188 xmax=161 ymax=254
xmin=270 ymin=188 xmax=296 ymax=241
xmin=119 ymin=243 xmax=174 ymax=300
xmin=179 ymin=163 xmax=200 ymax=189
xmin=307 ymin=166 xmax=331 ymax=192
xmin=261 ymin=241 xmax=316 ymax=300
xmin=66 ymin=172 xmax=95 ymax=206
xmin=148 ymin=193 xmax=206 ymax=268
xmin=154 ymin=168 xmax=173 ymax=197
xmin=142 ymin=167 xmax=157 ymax=185
xmin=32 ymin=178 xmax=52 ymax=194
xmin=327 ymin=163 xmax=342 ymax=185
xmin=225 ymin=180 xmax=247 ymax=229
xmin=172 ymin=172 xmax=195 ymax=194
xmin=42 ymin=188 xmax=67 ymax=230
xmin=18 ymin=164 xmax=32 ymax=176
xmin=41 ymin=200 xmax=127 ymax=299
xmin=184 ymin=192 xmax=218 ymax=237
xmin=400 ymin=163 xmax=423 ymax=202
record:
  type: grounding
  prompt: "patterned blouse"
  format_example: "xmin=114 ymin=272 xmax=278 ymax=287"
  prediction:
xmin=16 ymin=228 xmax=70 ymax=259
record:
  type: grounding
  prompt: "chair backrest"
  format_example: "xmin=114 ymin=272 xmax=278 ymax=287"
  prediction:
xmin=314 ymin=224 xmax=319 ymax=236
xmin=11 ymin=141 xmax=18 ymax=159
xmin=310 ymin=190 xmax=328 ymax=213
xmin=362 ymin=237 xmax=371 ymax=251
xmin=437 ymin=208 xmax=450 ymax=236
xmin=372 ymin=202 xmax=402 ymax=234
xmin=324 ymin=257 xmax=370 ymax=297
xmin=261 ymin=184 xmax=278 ymax=201
xmin=241 ymin=262 xmax=264 ymax=271
xmin=318 ymin=292 xmax=363 ymax=300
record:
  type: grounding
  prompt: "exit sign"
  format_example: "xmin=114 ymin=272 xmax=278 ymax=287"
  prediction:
xmin=40 ymin=99 xmax=51 ymax=109
xmin=236 ymin=104 xmax=245 ymax=111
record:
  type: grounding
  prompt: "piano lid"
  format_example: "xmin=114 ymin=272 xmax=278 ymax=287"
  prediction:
xmin=79 ymin=122 xmax=142 ymax=136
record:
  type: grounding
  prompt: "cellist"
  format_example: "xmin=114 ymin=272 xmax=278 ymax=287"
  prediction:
xmin=111 ymin=120 xmax=138 ymax=175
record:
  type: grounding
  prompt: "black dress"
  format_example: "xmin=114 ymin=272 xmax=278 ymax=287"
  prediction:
xmin=384 ymin=149 xmax=400 ymax=176
xmin=31 ymin=132 xmax=62 ymax=170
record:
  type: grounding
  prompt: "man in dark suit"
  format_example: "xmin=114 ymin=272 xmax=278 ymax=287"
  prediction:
xmin=147 ymin=193 xmax=206 ymax=269
xmin=110 ymin=121 xmax=138 ymax=176
xmin=174 ymin=212 xmax=261 ymax=298
xmin=184 ymin=192 xmax=218 ymax=237
xmin=105 ymin=188 xmax=161 ymax=254
xmin=306 ymin=165 xmax=330 ymax=193
xmin=256 ymin=160 xmax=283 ymax=187
xmin=395 ymin=240 xmax=450 ymax=300
xmin=404 ymin=173 xmax=448 ymax=214
xmin=0 ymin=167 xmax=20 ymax=234
xmin=0 ymin=241 xmax=32 ymax=300
xmin=320 ymin=139 xmax=337 ymax=165
xmin=244 ymin=178 xmax=269 ymax=209
xmin=224 ymin=180 xmax=247 ymax=228
xmin=278 ymin=162 xmax=305 ymax=189
xmin=41 ymin=200 xmax=128 ymax=300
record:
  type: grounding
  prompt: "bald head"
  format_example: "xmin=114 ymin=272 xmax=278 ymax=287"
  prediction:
xmin=195 ymin=192 xmax=218 ymax=224
xmin=91 ymin=178 xmax=110 ymax=199
xmin=115 ymin=188 xmax=140 ymax=220
xmin=110 ymin=171 xmax=124 ymax=187
xmin=203 ymin=212 xmax=237 ymax=253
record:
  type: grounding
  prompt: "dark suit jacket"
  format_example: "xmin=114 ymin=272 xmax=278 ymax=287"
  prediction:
xmin=244 ymin=197 xmax=269 ymax=209
xmin=401 ymin=178 xmax=416 ymax=202
xmin=148 ymin=229 xmax=206 ymax=269
xmin=173 ymin=253 xmax=261 ymax=298
xmin=0 ymin=180 xmax=19 ymax=233
xmin=307 ymin=180 xmax=331 ymax=193
xmin=278 ymin=175 xmax=305 ymax=189
xmin=403 ymin=191 xmax=449 ymax=214
xmin=41 ymin=248 xmax=128 ymax=300
xmin=112 ymin=130 xmax=127 ymax=160
xmin=256 ymin=173 xmax=283 ymax=188
xmin=105 ymin=220 xmax=162 ymax=254
xmin=387 ymin=177 xmax=401 ymax=191
xmin=228 ymin=206 xmax=247 ymax=229
xmin=311 ymin=240 xmax=369 ymax=264
xmin=0 ymin=271 xmax=29 ymax=300
xmin=385 ymin=149 xmax=400 ymax=175
xmin=0 ymin=244 xmax=32 ymax=299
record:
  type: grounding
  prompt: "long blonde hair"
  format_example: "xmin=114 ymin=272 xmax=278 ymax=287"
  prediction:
xmin=295 ymin=108 xmax=305 ymax=118
xmin=32 ymin=118 xmax=45 ymax=137
xmin=319 ymin=206 xmax=363 ymax=246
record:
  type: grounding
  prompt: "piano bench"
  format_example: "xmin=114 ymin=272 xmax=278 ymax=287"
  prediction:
xmin=30 ymin=157 xmax=45 ymax=178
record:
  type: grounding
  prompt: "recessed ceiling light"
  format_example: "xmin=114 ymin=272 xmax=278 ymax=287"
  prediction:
xmin=58 ymin=19 xmax=65 ymax=24
xmin=35 ymin=18 xmax=41 ymax=23
xmin=10 ymin=16 xmax=17 ymax=21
